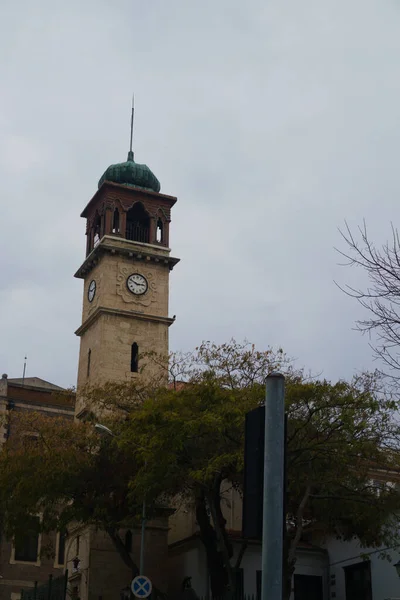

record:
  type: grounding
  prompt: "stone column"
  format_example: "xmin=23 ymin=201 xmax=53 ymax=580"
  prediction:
xmin=120 ymin=210 xmax=127 ymax=239
xmin=86 ymin=227 xmax=93 ymax=256
xmin=104 ymin=206 xmax=113 ymax=235
xmin=149 ymin=217 xmax=156 ymax=244
xmin=85 ymin=224 xmax=91 ymax=256
xmin=164 ymin=221 xmax=170 ymax=248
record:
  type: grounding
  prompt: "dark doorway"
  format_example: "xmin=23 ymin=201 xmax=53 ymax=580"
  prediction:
xmin=294 ymin=574 xmax=323 ymax=600
xmin=344 ymin=561 xmax=372 ymax=600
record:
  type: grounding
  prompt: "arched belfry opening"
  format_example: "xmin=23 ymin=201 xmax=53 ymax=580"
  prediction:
xmin=156 ymin=218 xmax=163 ymax=243
xmin=112 ymin=208 xmax=120 ymax=234
xmin=126 ymin=203 xmax=149 ymax=243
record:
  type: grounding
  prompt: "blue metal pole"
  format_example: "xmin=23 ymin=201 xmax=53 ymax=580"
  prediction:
xmin=139 ymin=497 xmax=146 ymax=575
xmin=261 ymin=373 xmax=285 ymax=600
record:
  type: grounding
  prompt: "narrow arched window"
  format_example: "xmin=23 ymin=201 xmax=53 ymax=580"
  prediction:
xmin=87 ymin=349 xmax=91 ymax=378
xmin=93 ymin=214 xmax=101 ymax=247
xmin=124 ymin=530 xmax=132 ymax=553
xmin=156 ymin=218 xmax=163 ymax=243
xmin=131 ymin=343 xmax=139 ymax=373
xmin=112 ymin=208 xmax=120 ymax=234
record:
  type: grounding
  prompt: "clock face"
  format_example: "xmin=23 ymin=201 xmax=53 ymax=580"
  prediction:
xmin=88 ymin=280 xmax=96 ymax=302
xmin=127 ymin=273 xmax=148 ymax=296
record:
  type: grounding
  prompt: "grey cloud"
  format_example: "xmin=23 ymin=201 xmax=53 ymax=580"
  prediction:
xmin=1 ymin=0 xmax=400 ymax=386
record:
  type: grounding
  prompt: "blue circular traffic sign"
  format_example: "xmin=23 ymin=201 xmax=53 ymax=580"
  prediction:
xmin=131 ymin=576 xmax=152 ymax=599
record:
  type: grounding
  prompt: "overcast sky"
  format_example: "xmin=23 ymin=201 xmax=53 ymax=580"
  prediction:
xmin=1 ymin=0 xmax=400 ymax=388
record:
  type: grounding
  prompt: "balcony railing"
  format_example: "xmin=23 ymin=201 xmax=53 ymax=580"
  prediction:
xmin=126 ymin=222 xmax=149 ymax=244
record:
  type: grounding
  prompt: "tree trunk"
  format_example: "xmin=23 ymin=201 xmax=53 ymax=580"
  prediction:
xmin=106 ymin=527 xmax=166 ymax=599
xmin=106 ymin=526 xmax=139 ymax=577
xmin=282 ymin=563 xmax=295 ymax=600
xmin=282 ymin=533 xmax=295 ymax=600
xmin=207 ymin=476 xmax=235 ymax=596
xmin=195 ymin=491 xmax=228 ymax=598
xmin=282 ymin=486 xmax=311 ymax=600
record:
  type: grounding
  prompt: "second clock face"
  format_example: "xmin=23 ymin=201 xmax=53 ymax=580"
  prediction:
xmin=127 ymin=273 xmax=148 ymax=296
xmin=88 ymin=280 xmax=96 ymax=302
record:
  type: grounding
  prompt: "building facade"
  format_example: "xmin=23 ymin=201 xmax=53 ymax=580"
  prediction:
xmin=168 ymin=485 xmax=329 ymax=600
xmin=0 ymin=374 xmax=75 ymax=600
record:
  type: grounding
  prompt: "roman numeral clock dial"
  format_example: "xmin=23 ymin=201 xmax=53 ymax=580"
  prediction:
xmin=127 ymin=273 xmax=148 ymax=296
xmin=88 ymin=280 xmax=96 ymax=302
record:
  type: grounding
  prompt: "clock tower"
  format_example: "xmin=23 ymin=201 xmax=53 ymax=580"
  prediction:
xmin=74 ymin=133 xmax=179 ymax=412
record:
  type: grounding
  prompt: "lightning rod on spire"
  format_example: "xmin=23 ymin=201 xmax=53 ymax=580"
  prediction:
xmin=128 ymin=94 xmax=134 ymax=160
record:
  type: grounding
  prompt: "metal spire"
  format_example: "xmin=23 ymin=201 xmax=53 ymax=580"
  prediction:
xmin=22 ymin=355 xmax=27 ymax=385
xmin=128 ymin=94 xmax=134 ymax=161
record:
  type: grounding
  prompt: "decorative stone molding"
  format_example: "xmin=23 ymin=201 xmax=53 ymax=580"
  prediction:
xmin=75 ymin=307 xmax=175 ymax=337
xmin=116 ymin=263 xmax=157 ymax=308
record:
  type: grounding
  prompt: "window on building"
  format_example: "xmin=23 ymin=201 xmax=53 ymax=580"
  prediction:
xmin=344 ymin=561 xmax=372 ymax=600
xmin=22 ymin=433 xmax=39 ymax=446
xmin=87 ymin=349 xmax=91 ymax=378
xmin=131 ymin=343 xmax=139 ymax=373
xmin=293 ymin=575 xmax=323 ymax=600
xmin=14 ymin=516 xmax=40 ymax=563
xmin=124 ymin=530 xmax=132 ymax=553
xmin=256 ymin=570 xmax=261 ymax=600
xmin=57 ymin=530 xmax=67 ymax=565
xmin=156 ymin=218 xmax=163 ymax=243
xmin=234 ymin=568 xmax=244 ymax=600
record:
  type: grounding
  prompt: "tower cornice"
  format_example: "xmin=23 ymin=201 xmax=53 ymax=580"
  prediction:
xmin=74 ymin=235 xmax=180 ymax=279
xmin=81 ymin=180 xmax=177 ymax=219
xmin=75 ymin=306 xmax=176 ymax=337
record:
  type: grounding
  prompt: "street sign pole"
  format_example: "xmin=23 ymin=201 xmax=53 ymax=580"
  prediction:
xmin=139 ymin=497 xmax=146 ymax=575
xmin=261 ymin=373 xmax=285 ymax=600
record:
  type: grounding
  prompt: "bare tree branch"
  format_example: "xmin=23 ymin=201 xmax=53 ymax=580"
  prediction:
xmin=336 ymin=221 xmax=400 ymax=385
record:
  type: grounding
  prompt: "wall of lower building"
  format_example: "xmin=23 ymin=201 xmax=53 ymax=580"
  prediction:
xmin=168 ymin=538 xmax=328 ymax=600
xmin=325 ymin=536 xmax=400 ymax=600
xmin=88 ymin=526 xmax=170 ymax=600
xmin=65 ymin=519 xmax=170 ymax=600
xmin=235 ymin=543 xmax=328 ymax=600
xmin=169 ymin=485 xmax=243 ymax=546
xmin=0 ymin=532 xmax=64 ymax=600
xmin=0 ymin=374 xmax=75 ymax=600
xmin=168 ymin=542 xmax=208 ymax=599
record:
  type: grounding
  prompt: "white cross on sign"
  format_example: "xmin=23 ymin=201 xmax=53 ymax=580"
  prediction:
xmin=131 ymin=576 xmax=152 ymax=599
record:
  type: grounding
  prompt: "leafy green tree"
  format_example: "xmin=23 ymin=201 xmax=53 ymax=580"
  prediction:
xmin=0 ymin=411 xmax=147 ymax=585
xmin=1 ymin=341 xmax=400 ymax=600
xmin=84 ymin=342 xmax=400 ymax=598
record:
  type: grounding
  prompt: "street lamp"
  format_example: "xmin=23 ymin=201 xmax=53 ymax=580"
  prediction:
xmin=394 ymin=560 xmax=400 ymax=579
xmin=94 ymin=423 xmax=147 ymax=576
xmin=72 ymin=556 xmax=81 ymax=572
xmin=94 ymin=423 xmax=114 ymax=437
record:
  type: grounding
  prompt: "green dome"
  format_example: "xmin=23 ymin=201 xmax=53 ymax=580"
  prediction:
xmin=98 ymin=151 xmax=161 ymax=193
